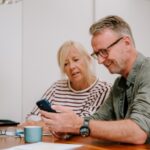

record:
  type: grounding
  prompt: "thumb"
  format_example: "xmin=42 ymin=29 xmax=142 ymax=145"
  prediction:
xmin=52 ymin=105 xmax=73 ymax=113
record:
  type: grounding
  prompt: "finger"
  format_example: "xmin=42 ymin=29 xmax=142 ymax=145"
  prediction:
xmin=40 ymin=110 xmax=52 ymax=117
xmin=41 ymin=114 xmax=55 ymax=125
xmin=52 ymin=105 xmax=73 ymax=113
xmin=51 ymin=131 xmax=66 ymax=139
xmin=41 ymin=116 xmax=57 ymax=131
xmin=18 ymin=121 xmax=34 ymax=127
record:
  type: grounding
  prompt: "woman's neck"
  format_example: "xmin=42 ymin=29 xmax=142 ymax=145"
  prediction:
xmin=70 ymin=75 xmax=96 ymax=91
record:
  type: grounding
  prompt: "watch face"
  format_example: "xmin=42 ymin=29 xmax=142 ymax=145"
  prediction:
xmin=80 ymin=126 xmax=90 ymax=137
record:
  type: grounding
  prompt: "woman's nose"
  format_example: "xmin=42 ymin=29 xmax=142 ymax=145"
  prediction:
xmin=69 ymin=62 xmax=76 ymax=69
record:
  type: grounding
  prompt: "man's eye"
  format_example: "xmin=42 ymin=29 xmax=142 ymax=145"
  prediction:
xmin=74 ymin=58 xmax=79 ymax=61
xmin=95 ymin=52 xmax=100 ymax=56
xmin=101 ymin=49 xmax=107 ymax=54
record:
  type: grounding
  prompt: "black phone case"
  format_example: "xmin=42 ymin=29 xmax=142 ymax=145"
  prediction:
xmin=36 ymin=99 xmax=56 ymax=113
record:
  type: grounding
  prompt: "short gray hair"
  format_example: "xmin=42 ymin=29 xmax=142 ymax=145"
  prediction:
xmin=89 ymin=15 xmax=135 ymax=45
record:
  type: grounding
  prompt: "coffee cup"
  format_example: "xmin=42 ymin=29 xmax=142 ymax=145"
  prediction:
xmin=24 ymin=126 xmax=42 ymax=143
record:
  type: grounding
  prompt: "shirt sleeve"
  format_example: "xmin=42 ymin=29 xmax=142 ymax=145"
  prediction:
xmin=89 ymin=89 xmax=116 ymax=120
xmin=129 ymin=61 xmax=150 ymax=136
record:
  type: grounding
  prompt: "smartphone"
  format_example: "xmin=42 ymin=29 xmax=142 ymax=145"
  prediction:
xmin=36 ymin=99 xmax=56 ymax=113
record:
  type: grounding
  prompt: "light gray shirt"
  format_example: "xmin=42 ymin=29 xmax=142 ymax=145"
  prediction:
xmin=90 ymin=53 xmax=150 ymax=143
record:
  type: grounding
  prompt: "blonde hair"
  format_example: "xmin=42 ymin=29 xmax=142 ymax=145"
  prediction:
xmin=57 ymin=40 xmax=95 ymax=78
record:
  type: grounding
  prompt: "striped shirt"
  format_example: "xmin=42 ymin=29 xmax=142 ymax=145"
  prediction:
xmin=31 ymin=78 xmax=111 ymax=117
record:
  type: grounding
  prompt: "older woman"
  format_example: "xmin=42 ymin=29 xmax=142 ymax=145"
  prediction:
xmin=30 ymin=41 xmax=110 ymax=117
xmin=20 ymin=41 xmax=111 ymax=137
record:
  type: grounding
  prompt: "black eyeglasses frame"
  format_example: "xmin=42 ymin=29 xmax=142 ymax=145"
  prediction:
xmin=91 ymin=37 xmax=124 ymax=59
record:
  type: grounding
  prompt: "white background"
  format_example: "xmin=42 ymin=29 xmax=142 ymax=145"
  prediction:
xmin=0 ymin=0 xmax=150 ymax=122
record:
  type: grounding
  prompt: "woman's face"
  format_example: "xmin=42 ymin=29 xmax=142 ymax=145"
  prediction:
xmin=64 ymin=47 xmax=88 ymax=84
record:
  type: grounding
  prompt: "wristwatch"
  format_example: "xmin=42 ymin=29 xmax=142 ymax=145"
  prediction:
xmin=80 ymin=118 xmax=90 ymax=137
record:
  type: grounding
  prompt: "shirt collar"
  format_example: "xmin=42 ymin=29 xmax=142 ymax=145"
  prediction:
xmin=118 ymin=52 xmax=146 ymax=89
xmin=126 ymin=52 xmax=146 ymax=87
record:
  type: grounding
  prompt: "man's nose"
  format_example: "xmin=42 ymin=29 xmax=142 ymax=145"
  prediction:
xmin=97 ymin=55 xmax=106 ymax=64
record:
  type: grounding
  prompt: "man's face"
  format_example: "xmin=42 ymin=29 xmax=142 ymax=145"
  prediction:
xmin=91 ymin=29 xmax=129 ymax=75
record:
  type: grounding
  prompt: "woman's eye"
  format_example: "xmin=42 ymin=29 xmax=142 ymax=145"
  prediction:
xmin=64 ymin=63 xmax=68 ymax=66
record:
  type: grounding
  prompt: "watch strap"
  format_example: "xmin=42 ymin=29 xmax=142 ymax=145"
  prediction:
xmin=83 ymin=118 xmax=90 ymax=127
xmin=80 ymin=118 xmax=90 ymax=137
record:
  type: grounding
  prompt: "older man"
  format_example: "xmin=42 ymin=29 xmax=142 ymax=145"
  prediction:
xmin=41 ymin=15 xmax=150 ymax=144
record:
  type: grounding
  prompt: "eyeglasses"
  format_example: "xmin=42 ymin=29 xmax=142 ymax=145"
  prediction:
xmin=91 ymin=37 xmax=123 ymax=60
xmin=0 ymin=128 xmax=7 ymax=135
xmin=0 ymin=127 xmax=24 ymax=137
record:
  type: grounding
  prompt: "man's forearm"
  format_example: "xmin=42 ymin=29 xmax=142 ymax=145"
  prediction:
xmin=88 ymin=119 xmax=147 ymax=144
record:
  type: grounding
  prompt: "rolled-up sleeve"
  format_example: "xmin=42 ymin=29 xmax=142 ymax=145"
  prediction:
xmin=129 ymin=62 xmax=150 ymax=137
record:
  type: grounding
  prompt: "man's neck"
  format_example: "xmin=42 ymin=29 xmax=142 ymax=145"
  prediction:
xmin=122 ymin=50 xmax=138 ymax=78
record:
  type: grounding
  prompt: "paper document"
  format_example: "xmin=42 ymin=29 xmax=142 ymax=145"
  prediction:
xmin=5 ymin=142 xmax=82 ymax=150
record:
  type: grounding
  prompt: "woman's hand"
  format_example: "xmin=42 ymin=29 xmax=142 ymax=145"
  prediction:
xmin=18 ymin=120 xmax=50 ymax=135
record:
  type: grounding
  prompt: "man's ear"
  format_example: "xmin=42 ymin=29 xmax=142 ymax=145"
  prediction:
xmin=124 ymin=36 xmax=132 ymax=46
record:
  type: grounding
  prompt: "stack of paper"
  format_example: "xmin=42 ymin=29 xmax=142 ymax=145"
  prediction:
xmin=5 ymin=142 xmax=82 ymax=150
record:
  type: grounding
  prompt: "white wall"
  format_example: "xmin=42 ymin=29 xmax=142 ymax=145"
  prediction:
xmin=22 ymin=0 xmax=93 ymax=120
xmin=0 ymin=0 xmax=150 ymax=122
xmin=0 ymin=3 xmax=22 ymax=121
xmin=94 ymin=0 xmax=150 ymax=83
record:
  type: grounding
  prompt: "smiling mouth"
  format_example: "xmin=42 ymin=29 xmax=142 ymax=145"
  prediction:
xmin=72 ymin=72 xmax=80 ymax=77
xmin=104 ymin=61 xmax=112 ymax=68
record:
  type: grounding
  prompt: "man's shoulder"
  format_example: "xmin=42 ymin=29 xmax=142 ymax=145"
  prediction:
xmin=143 ymin=57 xmax=150 ymax=65
xmin=137 ymin=57 xmax=150 ymax=74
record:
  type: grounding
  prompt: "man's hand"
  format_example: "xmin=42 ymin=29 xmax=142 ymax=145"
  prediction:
xmin=40 ymin=105 xmax=83 ymax=134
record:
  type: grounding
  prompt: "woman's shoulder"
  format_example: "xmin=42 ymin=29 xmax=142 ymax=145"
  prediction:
xmin=88 ymin=78 xmax=111 ymax=93
xmin=49 ymin=79 xmax=67 ymax=85
xmin=42 ymin=80 xmax=68 ymax=97
xmin=51 ymin=79 xmax=69 ymax=88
